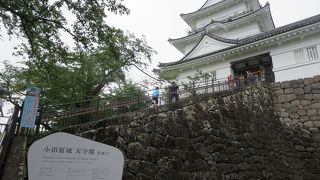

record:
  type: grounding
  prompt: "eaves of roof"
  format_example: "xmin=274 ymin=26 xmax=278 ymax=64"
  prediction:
xmin=182 ymin=0 xmax=261 ymax=19
xmin=180 ymin=33 xmax=238 ymax=61
xmin=199 ymin=0 xmax=218 ymax=10
xmin=168 ymin=33 xmax=238 ymax=66
xmin=159 ymin=14 xmax=320 ymax=68
xmin=169 ymin=5 xmax=270 ymax=44
xmin=181 ymin=0 xmax=228 ymax=18
xmin=207 ymin=34 xmax=239 ymax=44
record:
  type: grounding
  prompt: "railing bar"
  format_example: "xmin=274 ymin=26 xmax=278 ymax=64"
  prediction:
xmin=40 ymin=74 xmax=274 ymax=130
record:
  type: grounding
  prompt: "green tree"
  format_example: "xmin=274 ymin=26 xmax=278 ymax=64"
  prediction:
xmin=0 ymin=60 xmax=23 ymax=104
xmin=183 ymin=70 xmax=212 ymax=97
xmin=104 ymin=80 xmax=149 ymax=113
xmin=159 ymin=69 xmax=179 ymax=82
xmin=0 ymin=0 xmax=156 ymax=108
xmin=18 ymin=33 xmax=154 ymax=107
xmin=0 ymin=0 xmax=129 ymax=56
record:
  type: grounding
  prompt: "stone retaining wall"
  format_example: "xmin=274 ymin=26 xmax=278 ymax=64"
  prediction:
xmin=273 ymin=75 xmax=320 ymax=142
xmin=59 ymin=85 xmax=320 ymax=180
xmin=2 ymin=136 xmax=27 ymax=180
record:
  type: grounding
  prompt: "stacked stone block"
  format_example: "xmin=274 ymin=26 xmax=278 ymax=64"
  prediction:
xmin=273 ymin=75 xmax=320 ymax=141
xmin=2 ymin=136 xmax=27 ymax=180
xmin=54 ymin=85 xmax=320 ymax=180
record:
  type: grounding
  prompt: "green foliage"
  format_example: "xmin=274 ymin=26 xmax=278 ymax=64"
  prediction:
xmin=103 ymin=81 xmax=149 ymax=113
xmin=18 ymin=34 xmax=154 ymax=107
xmin=0 ymin=60 xmax=23 ymax=104
xmin=182 ymin=70 xmax=212 ymax=96
xmin=43 ymin=80 xmax=149 ymax=130
xmin=0 ymin=0 xmax=130 ymax=56
xmin=159 ymin=69 xmax=179 ymax=81
xmin=186 ymin=70 xmax=212 ymax=82
xmin=0 ymin=0 xmax=156 ymax=108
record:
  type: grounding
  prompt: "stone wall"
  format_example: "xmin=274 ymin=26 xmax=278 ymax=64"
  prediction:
xmin=60 ymin=85 xmax=320 ymax=180
xmin=2 ymin=136 xmax=27 ymax=180
xmin=273 ymin=75 xmax=320 ymax=142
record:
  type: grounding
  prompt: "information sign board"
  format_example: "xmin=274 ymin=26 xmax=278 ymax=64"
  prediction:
xmin=28 ymin=132 xmax=124 ymax=180
xmin=20 ymin=86 xmax=41 ymax=128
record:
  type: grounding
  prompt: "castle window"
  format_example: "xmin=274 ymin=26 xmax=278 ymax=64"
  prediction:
xmin=294 ymin=46 xmax=319 ymax=63
xmin=294 ymin=49 xmax=305 ymax=63
xmin=306 ymin=46 xmax=319 ymax=61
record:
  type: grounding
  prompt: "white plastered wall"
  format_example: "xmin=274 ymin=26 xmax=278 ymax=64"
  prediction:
xmin=183 ymin=22 xmax=261 ymax=55
xmin=271 ymin=33 xmax=320 ymax=82
xmin=184 ymin=42 xmax=198 ymax=55
xmin=187 ymin=36 xmax=233 ymax=59
xmin=215 ymin=23 xmax=261 ymax=39
xmin=196 ymin=3 xmax=247 ymax=30
xmin=176 ymin=60 xmax=231 ymax=83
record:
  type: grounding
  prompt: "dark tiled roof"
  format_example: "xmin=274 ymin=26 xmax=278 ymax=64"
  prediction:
xmin=159 ymin=14 xmax=320 ymax=67
xmin=207 ymin=33 xmax=239 ymax=44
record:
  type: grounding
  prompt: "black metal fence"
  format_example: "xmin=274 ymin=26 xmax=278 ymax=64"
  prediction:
xmin=40 ymin=95 xmax=151 ymax=131
xmin=0 ymin=105 xmax=20 ymax=176
xmin=36 ymin=73 xmax=273 ymax=132
xmin=0 ymin=72 xmax=274 ymax=178
xmin=0 ymin=73 xmax=274 ymax=136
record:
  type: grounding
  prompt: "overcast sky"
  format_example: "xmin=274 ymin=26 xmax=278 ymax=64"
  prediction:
xmin=0 ymin=0 xmax=320 ymax=118
xmin=107 ymin=0 xmax=320 ymax=65
xmin=1 ymin=0 xmax=320 ymax=78
xmin=102 ymin=0 xmax=320 ymax=83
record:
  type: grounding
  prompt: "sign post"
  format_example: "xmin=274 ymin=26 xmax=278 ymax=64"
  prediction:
xmin=28 ymin=132 xmax=124 ymax=180
xmin=20 ymin=86 xmax=41 ymax=128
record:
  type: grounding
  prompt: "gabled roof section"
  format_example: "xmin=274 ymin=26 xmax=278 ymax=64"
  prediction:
xmin=168 ymin=32 xmax=204 ymax=54
xmin=185 ymin=35 xmax=237 ymax=60
xmin=169 ymin=5 xmax=274 ymax=54
xmin=181 ymin=0 xmax=261 ymax=30
xmin=200 ymin=0 xmax=224 ymax=9
xmin=159 ymin=14 xmax=320 ymax=67
xmin=179 ymin=33 xmax=239 ymax=61
xmin=171 ymin=4 xmax=271 ymax=42
xmin=182 ymin=0 xmax=228 ymax=17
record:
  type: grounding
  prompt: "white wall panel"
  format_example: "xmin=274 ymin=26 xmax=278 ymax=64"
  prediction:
xmin=196 ymin=3 xmax=247 ymax=29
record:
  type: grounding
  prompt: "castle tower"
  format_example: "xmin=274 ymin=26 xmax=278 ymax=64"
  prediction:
xmin=159 ymin=0 xmax=320 ymax=83
xmin=170 ymin=0 xmax=274 ymax=56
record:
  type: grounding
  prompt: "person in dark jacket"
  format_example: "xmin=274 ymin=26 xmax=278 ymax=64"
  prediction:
xmin=169 ymin=82 xmax=179 ymax=102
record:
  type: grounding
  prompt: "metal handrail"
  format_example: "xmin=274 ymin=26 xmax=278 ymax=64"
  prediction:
xmin=0 ymin=105 xmax=20 ymax=176
xmin=37 ymin=74 xmax=274 ymax=132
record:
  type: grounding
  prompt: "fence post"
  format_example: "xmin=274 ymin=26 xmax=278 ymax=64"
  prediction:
xmin=35 ymin=106 xmax=43 ymax=136
xmin=192 ymin=81 xmax=196 ymax=96
xmin=167 ymin=87 xmax=171 ymax=104
xmin=95 ymin=97 xmax=100 ymax=121
xmin=212 ymin=78 xmax=215 ymax=93
xmin=0 ymin=105 xmax=20 ymax=174
xmin=16 ymin=108 xmax=21 ymax=135
xmin=205 ymin=78 xmax=208 ymax=94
